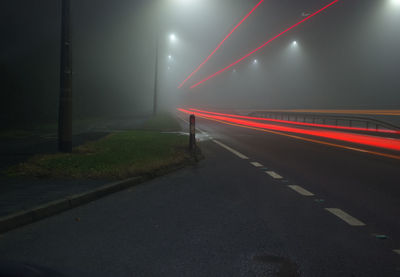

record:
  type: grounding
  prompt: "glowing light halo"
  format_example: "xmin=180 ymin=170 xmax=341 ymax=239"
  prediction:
xmin=391 ymin=0 xmax=400 ymax=5
xmin=177 ymin=0 xmax=266 ymax=89
xmin=169 ymin=33 xmax=177 ymax=42
xmin=190 ymin=0 xmax=340 ymax=89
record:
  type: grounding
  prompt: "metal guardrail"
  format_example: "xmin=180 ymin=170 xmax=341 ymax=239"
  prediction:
xmin=248 ymin=111 xmax=400 ymax=133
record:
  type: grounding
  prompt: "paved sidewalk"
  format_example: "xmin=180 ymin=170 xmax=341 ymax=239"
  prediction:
xmin=0 ymin=132 xmax=110 ymax=217
xmin=0 ymin=116 xmax=149 ymax=218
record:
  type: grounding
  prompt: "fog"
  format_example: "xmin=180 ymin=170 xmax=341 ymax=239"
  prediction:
xmin=1 ymin=0 xmax=399 ymax=128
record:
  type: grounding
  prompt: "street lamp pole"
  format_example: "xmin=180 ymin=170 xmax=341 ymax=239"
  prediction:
xmin=153 ymin=36 xmax=159 ymax=116
xmin=58 ymin=0 xmax=73 ymax=152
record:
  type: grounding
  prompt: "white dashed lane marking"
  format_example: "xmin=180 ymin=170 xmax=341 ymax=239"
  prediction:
xmin=266 ymin=171 xmax=283 ymax=179
xmin=212 ymin=140 xmax=249 ymax=160
xmin=250 ymin=162 xmax=263 ymax=167
xmin=325 ymin=208 xmax=366 ymax=226
xmin=288 ymin=185 xmax=315 ymax=196
xmin=393 ymin=250 xmax=400 ymax=255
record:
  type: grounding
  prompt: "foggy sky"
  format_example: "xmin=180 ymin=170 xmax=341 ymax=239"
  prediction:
xmin=1 ymin=0 xmax=399 ymax=127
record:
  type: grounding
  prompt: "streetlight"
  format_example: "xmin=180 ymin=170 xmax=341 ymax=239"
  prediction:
xmin=153 ymin=33 xmax=178 ymax=115
xmin=169 ymin=33 xmax=177 ymax=42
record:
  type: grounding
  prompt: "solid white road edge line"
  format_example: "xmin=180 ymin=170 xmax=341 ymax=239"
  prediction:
xmin=212 ymin=140 xmax=249 ymax=160
xmin=251 ymin=162 xmax=263 ymax=167
xmin=197 ymin=128 xmax=208 ymax=134
xmin=176 ymin=114 xmax=190 ymax=125
xmin=176 ymin=114 xmax=209 ymax=136
xmin=346 ymin=147 xmax=368 ymax=153
xmin=325 ymin=208 xmax=366 ymax=226
xmin=266 ymin=171 xmax=283 ymax=179
xmin=288 ymin=185 xmax=315 ymax=196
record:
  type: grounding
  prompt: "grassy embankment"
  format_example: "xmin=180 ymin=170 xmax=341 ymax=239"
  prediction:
xmin=7 ymin=113 xmax=194 ymax=179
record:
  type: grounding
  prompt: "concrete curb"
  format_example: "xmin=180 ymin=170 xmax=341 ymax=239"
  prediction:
xmin=0 ymin=177 xmax=143 ymax=234
xmin=0 ymin=142 xmax=202 ymax=235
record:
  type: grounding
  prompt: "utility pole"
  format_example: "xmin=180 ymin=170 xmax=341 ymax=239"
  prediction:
xmin=153 ymin=37 xmax=159 ymax=116
xmin=58 ymin=0 xmax=73 ymax=152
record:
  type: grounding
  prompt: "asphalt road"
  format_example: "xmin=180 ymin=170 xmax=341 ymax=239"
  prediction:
xmin=0 ymin=115 xmax=399 ymax=276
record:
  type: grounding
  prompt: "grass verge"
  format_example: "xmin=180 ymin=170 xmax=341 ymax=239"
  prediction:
xmin=142 ymin=112 xmax=182 ymax=132
xmin=7 ymin=114 xmax=196 ymax=179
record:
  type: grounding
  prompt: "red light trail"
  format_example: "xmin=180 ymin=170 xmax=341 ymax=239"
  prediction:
xmin=190 ymin=0 xmax=340 ymax=89
xmin=189 ymin=108 xmax=400 ymax=135
xmin=177 ymin=0 xmax=265 ymax=89
xmin=178 ymin=108 xmax=400 ymax=153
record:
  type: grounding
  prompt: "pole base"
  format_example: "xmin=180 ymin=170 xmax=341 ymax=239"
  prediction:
xmin=58 ymin=141 xmax=72 ymax=153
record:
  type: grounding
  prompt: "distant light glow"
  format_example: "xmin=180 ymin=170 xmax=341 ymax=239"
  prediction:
xmin=292 ymin=41 xmax=298 ymax=46
xmin=168 ymin=55 xmax=172 ymax=60
xmin=172 ymin=0 xmax=197 ymax=5
xmin=169 ymin=34 xmax=177 ymax=42
xmin=253 ymin=59 xmax=258 ymax=64
xmin=177 ymin=0 xmax=266 ymax=88
xmin=391 ymin=0 xmax=400 ymax=5
xmin=190 ymin=0 xmax=340 ymax=89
